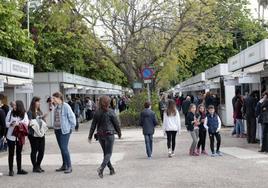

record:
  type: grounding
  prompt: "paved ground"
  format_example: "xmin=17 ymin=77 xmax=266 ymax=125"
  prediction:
xmin=0 ymin=120 xmax=268 ymax=188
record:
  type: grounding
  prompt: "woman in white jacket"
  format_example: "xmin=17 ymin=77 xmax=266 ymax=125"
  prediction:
xmin=163 ymin=99 xmax=181 ymax=157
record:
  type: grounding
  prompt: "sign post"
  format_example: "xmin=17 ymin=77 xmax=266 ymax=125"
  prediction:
xmin=142 ymin=68 xmax=154 ymax=103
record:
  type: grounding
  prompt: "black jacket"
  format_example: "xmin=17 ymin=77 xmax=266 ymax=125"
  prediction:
xmin=139 ymin=109 xmax=158 ymax=135
xmin=243 ymin=96 xmax=257 ymax=118
xmin=0 ymin=108 xmax=6 ymax=137
xmin=182 ymin=100 xmax=191 ymax=115
xmin=89 ymin=109 xmax=121 ymax=139
xmin=186 ymin=112 xmax=198 ymax=131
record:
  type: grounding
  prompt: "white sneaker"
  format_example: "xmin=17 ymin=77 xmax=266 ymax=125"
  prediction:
xmin=0 ymin=172 xmax=3 ymax=176
xmin=171 ymin=151 xmax=175 ymax=156
xmin=168 ymin=149 xmax=172 ymax=157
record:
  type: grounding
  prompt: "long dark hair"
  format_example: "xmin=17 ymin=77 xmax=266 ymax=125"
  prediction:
xmin=29 ymin=97 xmax=42 ymax=118
xmin=12 ymin=100 xmax=26 ymax=119
xmin=166 ymin=99 xmax=176 ymax=116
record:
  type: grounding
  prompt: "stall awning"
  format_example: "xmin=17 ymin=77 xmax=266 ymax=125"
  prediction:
xmin=243 ymin=62 xmax=265 ymax=74
xmin=231 ymin=70 xmax=242 ymax=78
xmin=7 ymin=76 xmax=32 ymax=85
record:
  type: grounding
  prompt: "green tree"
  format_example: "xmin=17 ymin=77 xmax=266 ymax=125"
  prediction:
xmin=31 ymin=0 xmax=127 ymax=86
xmin=0 ymin=1 xmax=35 ymax=63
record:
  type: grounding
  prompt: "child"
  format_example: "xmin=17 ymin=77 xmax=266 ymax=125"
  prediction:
xmin=197 ymin=104 xmax=208 ymax=155
xmin=139 ymin=101 xmax=158 ymax=159
xmin=163 ymin=100 xmax=181 ymax=158
xmin=186 ymin=104 xmax=200 ymax=156
xmin=204 ymin=105 xmax=222 ymax=157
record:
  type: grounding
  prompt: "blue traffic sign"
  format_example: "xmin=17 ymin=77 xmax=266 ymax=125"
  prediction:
xmin=142 ymin=68 xmax=154 ymax=79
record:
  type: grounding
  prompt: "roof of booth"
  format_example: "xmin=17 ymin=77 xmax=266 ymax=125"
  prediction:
xmin=34 ymin=72 xmax=122 ymax=91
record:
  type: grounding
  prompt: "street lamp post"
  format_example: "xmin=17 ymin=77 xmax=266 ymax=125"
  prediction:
xmin=27 ymin=0 xmax=30 ymax=38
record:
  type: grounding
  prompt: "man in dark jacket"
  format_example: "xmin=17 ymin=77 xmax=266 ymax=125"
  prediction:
xmin=231 ymin=89 xmax=241 ymax=135
xmin=139 ymin=101 xmax=158 ymax=159
xmin=243 ymin=92 xmax=258 ymax=143
xmin=159 ymin=95 xmax=166 ymax=122
xmin=182 ymin=96 xmax=191 ymax=119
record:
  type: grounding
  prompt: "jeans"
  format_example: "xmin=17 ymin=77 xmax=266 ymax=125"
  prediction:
xmin=246 ymin=116 xmax=257 ymax=143
xmin=99 ymin=135 xmax=115 ymax=170
xmin=235 ymin=119 xmax=244 ymax=135
xmin=166 ymin=131 xmax=177 ymax=151
xmin=209 ymin=132 xmax=221 ymax=153
xmin=28 ymin=135 xmax=45 ymax=168
xmin=55 ymin=129 xmax=72 ymax=168
xmin=144 ymin=134 xmax=153 ymax=157
xmin=257 ymin=123 xmax=264 ymax=146
xmin=7 ymin=139 xmax=23 ymax=172
xmin=190 ymin=129 xmax=199 ymax=152
xmin=197 ymin=128 xmax=207 ymax=151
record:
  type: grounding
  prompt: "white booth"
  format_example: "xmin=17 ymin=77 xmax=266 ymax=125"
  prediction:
xmin=0 ymin=56 xmax=34 ymax=109
xmin=180 ymin=72 xmax=206 ymax=96
xmin=228 ymin=39 xmax=268 ymax=96
xmin=34 ymin=72 xmax=124 ymax=126
xmin=205 ymin=64 xmax=234 ymax=126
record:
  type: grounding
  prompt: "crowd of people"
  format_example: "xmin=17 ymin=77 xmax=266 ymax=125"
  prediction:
xmin=0 ymin=93 xmax=129 ymax=178
xmin=232 ymin=90 xmax=268 ymax=152
xmin=153 ymin=89 xmax=268 ymax=160
xmin=151 ymin=93 xmax=222 ymax=158
xmin=1 ymin=89 xmax=268 ymax=178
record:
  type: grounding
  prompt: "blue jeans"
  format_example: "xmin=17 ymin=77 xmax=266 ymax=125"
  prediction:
xmin=144 ymin=134 xmax=153 ymax=157
xmin=55 ymin=129 xmax=72 ymax=168
xmin=236 ymin=119 xmax=244 ymax=135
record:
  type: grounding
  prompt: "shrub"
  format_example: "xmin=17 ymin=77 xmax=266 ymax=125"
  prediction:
xmin=119 ymin=91 xmax=160 ymax=127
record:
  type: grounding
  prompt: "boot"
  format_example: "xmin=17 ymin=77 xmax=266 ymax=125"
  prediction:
xmin=97 ymin=167 xmax=104 ymax=178
xmin=110 ymin=168 xmax=115 ymax=175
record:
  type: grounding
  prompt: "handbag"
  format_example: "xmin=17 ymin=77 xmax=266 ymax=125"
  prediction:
xmin=30 ymin=117 xmax=48 ymax=137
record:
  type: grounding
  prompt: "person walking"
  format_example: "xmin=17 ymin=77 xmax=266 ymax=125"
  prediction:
xmin=186 ymin=104 xmax=200 ymax=156
xmin=163 ymin=100 xmax=181 ymax=157
xmin=243 ymin=92 xmax=258 ymax=143
xmin=258 ymin=92 xmax=268 ymax=153
xmin=139 ymin=101 xmax=158 ymax=159
xmin=52 ymin=92 xmax=76 ymax=174
xmin=256 ymin=93 xmax=267 ymax=149
xmin=204 ymin=105 xmax=222 ymax=157
xmin=234 ymin=95 xmax=245 ymax=138
xmin=159 ymin=95 xmax=167 ymax=122
xmin=0 ymin=107 xmax=6 ymax=177
xmin=5 ymin=100 xmax=29 ymax=176
xmin=182 ymin=96 xmax=191 ymax=119
xmin=88 ymin=96 xmax=122 ymax=179
xmin=28 ymin=97 xmax=48 ymax=173
xmin=232 ymin=90 xmax=241 ymax=136
xmin=197 ymin=104 xmax=208 ymax=155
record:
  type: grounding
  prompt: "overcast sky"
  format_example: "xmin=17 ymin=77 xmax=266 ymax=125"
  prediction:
xmin=249 ymin=0 xmax=268 ymax=19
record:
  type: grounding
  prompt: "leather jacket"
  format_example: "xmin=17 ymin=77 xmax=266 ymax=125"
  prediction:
xmin=88 ymin=109 xmax=121 ymax=139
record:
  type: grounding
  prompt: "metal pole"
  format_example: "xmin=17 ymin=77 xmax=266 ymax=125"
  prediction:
xmin=147 ymin=83 xmax=151 ymax=103
xmin=27 ymin=0 xmax=30 ymax=38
